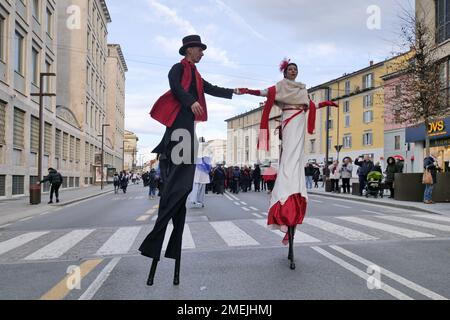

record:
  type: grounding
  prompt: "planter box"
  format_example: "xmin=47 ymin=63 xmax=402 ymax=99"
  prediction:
xmin=394 ymin=173 xmax=450 ymax=202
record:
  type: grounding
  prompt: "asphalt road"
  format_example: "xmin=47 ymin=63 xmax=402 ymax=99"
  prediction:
xmin=0 ymin=184 xmax=449 ymax=300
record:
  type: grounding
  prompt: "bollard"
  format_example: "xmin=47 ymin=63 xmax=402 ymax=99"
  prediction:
xmin=30 ymin=184 xmax=41 ymax=205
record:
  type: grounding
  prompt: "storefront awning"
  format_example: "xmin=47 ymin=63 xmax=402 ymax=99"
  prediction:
xmin=405 ymin=117 xmax=450 ymax=143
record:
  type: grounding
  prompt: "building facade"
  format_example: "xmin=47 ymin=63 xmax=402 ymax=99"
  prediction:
xmin=123 ymin=130 xmax=138 ymax=172
xmin=201 ymin=139 xmax=227 ymax=166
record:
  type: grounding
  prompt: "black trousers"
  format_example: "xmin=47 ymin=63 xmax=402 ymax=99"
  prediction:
xmin=385 ymin=181 xmax=394 ymax=197
xmin=342 ymin=178 xmax=351 ymax=193
xmin=254 ymin=179 xmax=261 ymax=191
xmin=267 ymin=180 xmax=275 ymax=192
xmin=50 ymin=183 xmax=61 ymax=201
xmin=359 ymin=175 xmax=366 ymax=195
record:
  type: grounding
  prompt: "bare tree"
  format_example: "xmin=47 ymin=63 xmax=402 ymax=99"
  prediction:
xmin=388 ymin=6 xmax=450 ymax=156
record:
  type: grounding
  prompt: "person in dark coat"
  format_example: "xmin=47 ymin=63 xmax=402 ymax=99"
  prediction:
xmin=213 ymin=164 xmax=226 ymax=194
xmin=241 ymin=166 xmax=251 ymax=192
xmin=231 ymin=166 xmax=241 ymax=194
xmin=312 ymin=165 xmax=321 ymax=188
xmin=119 ymin=171 xmax=129 ymax=193
xmin=252 ymin=164 xmax=262 ymax=192
xmin=39 ymin=168 xmax=63 ymax=204
xmin=384 ymin=157 xmax=399 ymax=198
xmin=139 ymin=35 xmax=242 ymax=286
xmin=355 ymin=155 xmax=374 ymax=196
xmin=304 ymin=163 xmax=315 ymax=190
xmin=148 ymin=169 xmax=158 ymax=199
xmin=423 ymin=153 xmax=441 ymax=204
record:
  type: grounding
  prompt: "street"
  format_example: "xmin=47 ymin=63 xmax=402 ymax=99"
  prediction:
xmin=0 ymin=184 xmax=449 ymax=300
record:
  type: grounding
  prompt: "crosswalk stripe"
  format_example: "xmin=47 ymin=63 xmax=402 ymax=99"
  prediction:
xmin=25 ymin=230 xmax=95 ymax=260
xmin=375 ymin=215 xmax=450 ymax=232
xmin=250 ymin=207 xmax=259 ymax=211
xmin=96 ymin=227 xmax=142 ymax=256
xmin=136 ymin=215 xmax=151 ymax=222
xmin=146 ymin=209 xmax=157 ymax=215
xmin=333 ymin=204 xmax=351 ymax=209
xmin=162 ymin=224 xmax=174 ymax=250
xmin=226 ymin=192 xmax=239 ymax=201
xmin=234 ymin=202 xmax=241 ymax=206
xmin=305 ymin=218 xmax=379 ymax=241
xmin=253 ymin=220 xmax=321 ymax=243
xmin=210 ymin=221 xmax=259 ymax=247
xmin=242 ymin=207 xmax=250 ymax=212
xmin=182 ymin=225 xmax=196 ymax=249
xmin=310 ymin=200 xmax=323 ymax=203
xmin=240 ymin=202 xmax=247 ymax=205
xmin=224 ymin=194 xmax=233 ymax=201
xmin=413 ymin=215 xmax=450 ymax=223
xmin=251 ymin=213 xmax=263 ymax=218
xmin=337 ymin=217 xmax=435 ymax=239
xmin=260 ymin=212 xmax=268 ymax=216
xmin=0 ymin=232 xmax=49 ymax=256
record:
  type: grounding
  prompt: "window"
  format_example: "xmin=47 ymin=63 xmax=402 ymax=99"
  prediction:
xmin=12 ymin=176 xmax=24 ymax=195
xmin=0 ymin=175 xmax=5 ymax=196
xmin=14 ymin=31 xmax=24 ymax=75
xmin=437 ymin=0 xmax=450 ymax=43
xmin=0 ymin=102 xmax=5 ymax=145
xmin=44 ymin=122 xmax=52 ymax=155
xmin=345 ymin=115 xmax=351 ymax=127
xmin=55 ymin=129 xmax=61 ymax=158
xmin=46 ymin=8 xmax=53 ymax=36
xmin=363 ymin=132 xmax=373 ymax=146
xmin=31 ymin=47 xmax=39 ymax=85
xmin=328 ymin=137 xmax=333 ymax=150
xmin=44 ymin=60 xmax=51 ymax=93
xmin=32 ymin=0 xmax=40 ymax=21
xmin=85 ymin=142 xmax=90 ymax=164
xmin=310 ymin=139 xmax=316 ymax=153
xmin=30 ymin=116 xmax=39 ymax=153
xmin=343 ymin=101 xmax=350 ymax=113
xmin=70 ymin=135 xmax=75 ymax=161
xmin=343 ymin=135 xmax=352 ymax=149
xmin=63 ymin=133 xmax=69 ymax=160
xmin=363 ymin=94 xmax=373 ymax=108
xmin=363 ymin=110 xmax=374 ymax=123
xmin=395 ymin=135 xmax=401 ymax=150
xmin=13 ymin=108 xmax=25 ymax=149
xmin=326 ymin=119 xmax=334 ymax=130
xmin=363 ymin=73 xmax=374 ymax=89
xmin=0 ymin=17 xmax=5 ymax=62
xmin=345 ymin=81 xmax=351 ymax=95
xmin=76 ymin=138 xmax=81 ymax=162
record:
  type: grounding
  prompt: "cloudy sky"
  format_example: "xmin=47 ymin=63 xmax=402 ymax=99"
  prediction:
xmin=106 ymin=0 xmax=414 ymax=164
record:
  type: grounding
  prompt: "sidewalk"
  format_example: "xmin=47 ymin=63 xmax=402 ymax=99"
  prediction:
xmin=308 ymin=187 xmax=450 ymax=216
xmin=0 ymin=185 xmax=114 ymax=226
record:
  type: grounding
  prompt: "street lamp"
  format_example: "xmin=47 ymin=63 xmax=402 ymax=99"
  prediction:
xmin=98 ymin=124 xmax=110 ymax=190
xmin=30 ymin=72 xmax=56 ymax=204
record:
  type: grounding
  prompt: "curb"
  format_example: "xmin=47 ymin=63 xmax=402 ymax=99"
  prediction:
xmin=53 ymin=190 xmax=114 ymax=207
xmin=308 ymin=191 xmax=442 ymax=215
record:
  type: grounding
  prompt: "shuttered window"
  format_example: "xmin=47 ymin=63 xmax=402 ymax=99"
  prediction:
xmin=0 ymin=102 xmax=5 ymax=145
xmin=69 ymin=135 xmax=75 ymax=161
xmin=0 ymin=175 xmax=5 ymax=196
xmin=30 ymin=116 xmax=39 ymax=153
xmin=55 ymin=129 xmax=61 ymax=158
xmin=44 ymin=123 xmax=52 ymax=155
xmin=90 ymin=144 xmax=94 ymax=163
xmin=13 ymin=108 xmax=25 ymax=149
xmin=12 ymin=175 xmax=24 ymax=195
xmin=76 ymin=138 xmax=80 ymax=162
xmin=63 ymin=132 xmax=69 ymax=160
xmin=85 ymin=142 xmax=89 ymax=164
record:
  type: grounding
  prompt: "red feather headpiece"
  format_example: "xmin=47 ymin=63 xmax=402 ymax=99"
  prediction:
xmin=279 ymin=58 xmax=290 ymax=73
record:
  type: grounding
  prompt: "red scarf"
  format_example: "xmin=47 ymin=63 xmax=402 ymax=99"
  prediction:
xmin=257 ymin=86 xmax=317 ymax=151
xmin=150 ymin=58 xmax=207 ymax=127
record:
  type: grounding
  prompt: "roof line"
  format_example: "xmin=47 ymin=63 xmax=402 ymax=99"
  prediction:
xmin=108 ymin=44 xmax=128 ymax=72
xmin=99 ymin=0 xmax=112 ymax=23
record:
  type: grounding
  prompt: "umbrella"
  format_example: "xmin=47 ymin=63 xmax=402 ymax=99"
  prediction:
xmin=393 ymin=155 xmax=405 ymax=161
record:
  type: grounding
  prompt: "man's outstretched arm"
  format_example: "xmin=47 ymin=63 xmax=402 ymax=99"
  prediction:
xmin=202 ymin=79 xmax=235 ymax=99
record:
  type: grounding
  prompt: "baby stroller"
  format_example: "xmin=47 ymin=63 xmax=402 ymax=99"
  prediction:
xmin=365 ymin=171 xmax=384 ymax=198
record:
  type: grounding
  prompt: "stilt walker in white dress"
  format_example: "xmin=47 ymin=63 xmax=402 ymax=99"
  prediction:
xmin=188 ymin=157 xmax=212 ymax=207
xmin=240 ymin=59 xmax=338 ymax=269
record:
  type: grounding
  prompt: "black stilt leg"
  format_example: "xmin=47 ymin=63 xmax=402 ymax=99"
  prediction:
xmin=173 ymin=257 xmax=181 ymax=285
xmin=146 ymin=259 xmax=159 ymax=286
xmin=288 ymin=227 xmax=296 ymax=270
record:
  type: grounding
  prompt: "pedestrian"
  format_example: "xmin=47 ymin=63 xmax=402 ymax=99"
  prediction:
xmin=263 ymin=163 xmax=277 ymax=194
xmin=148 ymin=169 xmax=158 ymax=200
xmin=188 ymin=157 xmax=212 ymax=207
xmin=253 ymin=164 xmax=262 ymax=192
xmin=355 ymin=155 xmax=374 ymax=196
xmin=373 ymin=161 xmax=383 ymax=174
xmin=213 ymin=164 xmax=226 ymax=195
xmin=340 ymin=157 xmax=353 ymax=194
xmin=113 ymin=173 xmax=120 ymax=194
xmin=139 ymin=35 xmax=243 ymax=286
xmin=313 ymin=164 xmax=320 ymax=188
xmin=231 ymin=166 xmax=240 ymax=194
xmin=119 ymin=171 xmax=129 ymax=193
xmin=384 ymin=157 xmax=399 ymax=199
xmin=241 ymin=166 xmax=251 ymax=192
xmin=305 ymin=163 xmax=314 ymax=190
xmin=329 ymin=160 xmax=341 ymax=193
xmin=240 ymin=58 xmax=337 ymax=269
xmin=423 ymin=153 xmax=441 ymax=204
xmin=38 ymin=168 xmax=63 ymax=204
xmin=322 ymin=164 xmax=330 ymax=188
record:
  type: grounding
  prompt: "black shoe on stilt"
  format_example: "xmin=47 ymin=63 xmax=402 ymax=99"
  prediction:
xmin=173 ymin=258 xmax=181 ymax=286
xmin=146 ymin=259 xmax=159 ymax=286
xmin=288 ymin=227 xmax=296 ymax=270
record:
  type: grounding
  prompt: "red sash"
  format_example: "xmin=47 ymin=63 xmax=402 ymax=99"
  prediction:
xmin=150 ymin=59 xmax=207 ymax=127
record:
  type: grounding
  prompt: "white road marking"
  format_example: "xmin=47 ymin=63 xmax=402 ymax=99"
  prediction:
xmin=413 ymin=215 xmax=450 ymax=223
xmin=25 ymin=229 xmax=95 ymax=260
xmin=162 ymin=224 xmax=174 ymax=250
xmin=330 ymin=246 xmax=448 ymax=300
xmin=305 ymin=218 xmax=378 ymax=241
xmin=225 ymin=192 xmax=239 ymax=201
xmin=333 ymin=204 xmax=352 ymax=209
xmin=253 ymin=220 xmax=321 ymax=243
xmin=310 ymin=200 xmax=323 ymax=203
xmin=250 ymin=207 xmax=259 ymax=211
xmin=146 ymin=209 xmax=157 ymax=215
xmin=251 ymin=213 xmax=263 ymax=218
xmin=337 ymin=217 xmax=435 ymax=239
xmin=0 ymin=224 xmax=12 ymax=228
xmin=96 ymin=227 xmax=142 ymax=256
xmin=79 ymin=257 xmax=121 ymax=300
xmin=136 ymin=215 xmax=151 ymax=222
xmin=19 ymin=217 xmax=33 ymax=222
xmin=242 ymin=207 xmax=250 ymax=212
xmin=182 ymin=224 xmax=196 ymax=249
xmin=0 ymin=232 xmax=49 ymax=256
xmin=39 ymin=212 xmax=50 ymax=216
xmin=224 ymin=194 xmax=234 ymax=201
xmin=363 ymin=210 xmax=386 ymax=216
xmin=375 ymin=215 xmax=450 ymax=233
xmin=311 ymin=246 xmax=412 ymax=300
xmin=234 ymin=202 xmax=241 ymax=206
xmin=240 ymin=202 xmax=247 ymax=205
xmin=151 ymin=215 xmax=157 ymax=222
xmin=260 ymin=212 xmax=268 ymax=216
xmin=210 ymin=221 xmax=259 ymax=247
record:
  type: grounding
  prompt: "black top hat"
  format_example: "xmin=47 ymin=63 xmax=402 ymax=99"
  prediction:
xmin=179 ymin=35 xmax=207 ymax=55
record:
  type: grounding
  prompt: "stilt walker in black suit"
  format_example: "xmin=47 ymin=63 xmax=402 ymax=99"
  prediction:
xmin=139 ymin=35 xmax=242 ymax=286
